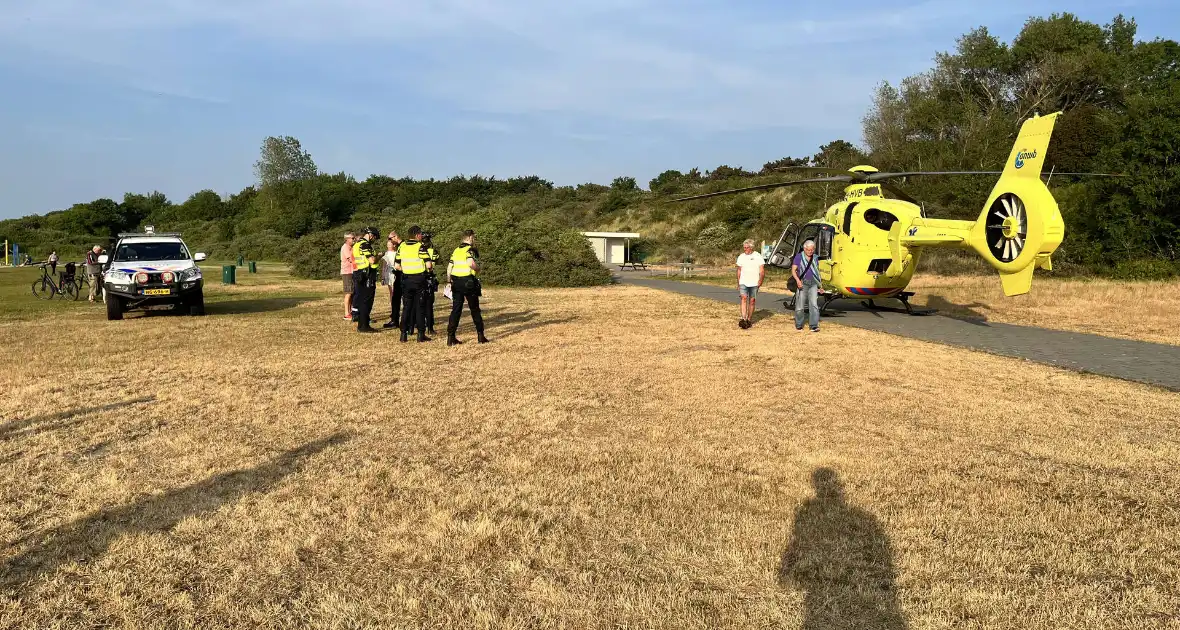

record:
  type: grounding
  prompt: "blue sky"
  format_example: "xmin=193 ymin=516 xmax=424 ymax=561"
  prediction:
xmin=0 ymin=0 xmax=1175 ymax=219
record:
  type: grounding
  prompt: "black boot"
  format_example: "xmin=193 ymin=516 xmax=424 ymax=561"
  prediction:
xmin=418 ymin=334 xmax=432 ymax=342
xmin=447 ymin=332 xmax=462 ymax=346
xmin=477 ymin=332 xmax=489 ymax=343
xmin=383 ymin=319 xmax=398 ymax=328
xmin=399 ymin=331 xmax=408 ymax=342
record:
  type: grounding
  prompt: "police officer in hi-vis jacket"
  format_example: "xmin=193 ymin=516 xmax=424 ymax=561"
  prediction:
xmin=394 ymin=225 xmax=433 ymax=342
xmin=446 ymin=229 xmax=488 ymax=346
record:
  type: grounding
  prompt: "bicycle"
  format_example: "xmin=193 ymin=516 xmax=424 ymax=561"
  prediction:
xmin=31 ymin=263 xmax=80 ymax=301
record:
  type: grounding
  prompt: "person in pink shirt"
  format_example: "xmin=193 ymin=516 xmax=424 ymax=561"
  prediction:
xmin=341 ymin=232 xmax=356 ymax=320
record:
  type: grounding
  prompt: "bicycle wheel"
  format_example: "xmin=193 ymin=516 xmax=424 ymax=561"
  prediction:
xmin=63 ymin=279 xmax=80 ymax=300
xmin=31 ymin=278 xmax=53 ymax=300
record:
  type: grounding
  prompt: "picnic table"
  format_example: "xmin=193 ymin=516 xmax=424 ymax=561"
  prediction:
xmin=618 ymin=260 xmax=648 ymax=271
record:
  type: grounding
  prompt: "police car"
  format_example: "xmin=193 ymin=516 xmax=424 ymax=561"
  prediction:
xmin=97 ymin=226 xmax=207 ymax=320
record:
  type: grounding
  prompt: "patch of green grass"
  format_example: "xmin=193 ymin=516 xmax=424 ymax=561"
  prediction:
xmin=0 ymin=267 xmax=98 ymax=320
xmin=0 ymin=262 xmax=329 ymax=322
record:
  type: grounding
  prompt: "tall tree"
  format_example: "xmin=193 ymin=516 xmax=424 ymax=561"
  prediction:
xmin=253 ymin=136 xmax=318 ymax=188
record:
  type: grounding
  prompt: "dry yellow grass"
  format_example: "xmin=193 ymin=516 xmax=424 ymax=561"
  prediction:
xmin=906 ymin=275 xmax=1180 ymax=345
xmin=1 ymin=275 xmax=1178 ymax=629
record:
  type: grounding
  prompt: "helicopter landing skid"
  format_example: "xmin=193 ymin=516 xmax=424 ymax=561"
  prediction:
xmin=785 ymin=291 xmax=929 ymax=315
xmin=781 ymin=291 xmax=841 ymax=314
xmin=819 ymin=292 xmax=840 ymax=315
xmin=859 ymin=292 xmax=932 ymax=316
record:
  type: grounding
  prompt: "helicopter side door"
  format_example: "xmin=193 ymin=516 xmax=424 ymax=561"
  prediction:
xmin=792 ymin=224 xmax=835 ymax=282
xmin=817 ymin=225 xmax=836 ymax=282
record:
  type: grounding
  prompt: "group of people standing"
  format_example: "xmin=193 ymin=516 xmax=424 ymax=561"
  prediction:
xmin=341 ymin=226 xmax=487 ymax=346
xmin=735 ymin=238 xmax=822 ymax=332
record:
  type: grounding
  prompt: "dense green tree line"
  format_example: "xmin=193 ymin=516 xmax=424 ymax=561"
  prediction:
xmin=2 ymin=12 xmax=1177 ymax=282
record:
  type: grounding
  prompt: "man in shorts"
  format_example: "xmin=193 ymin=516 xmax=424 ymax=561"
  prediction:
xmin=341 ymin=232 xmax=356 ymax=320
xmin=736 ymin=238 xmax=765 ymax=329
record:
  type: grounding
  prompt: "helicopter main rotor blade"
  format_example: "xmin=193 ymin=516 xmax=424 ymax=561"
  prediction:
xmin=868 ymin=171 xmax=1003 ymax=179
xmin=666 ymin=176 xmax=854 ymax=203
xmin=1042 ymin=172 xmax=1127 ymax=177
xmin=876 ymin=181 xmax=920 ymax=205
xmin=868 ymin=170 xmax=1125 ymax=179
xmin=773 ymin=166 xmax=868 ymax=177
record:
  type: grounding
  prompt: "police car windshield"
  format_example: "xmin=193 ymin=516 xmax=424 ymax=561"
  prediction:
xmin=113 ymin=242 xmax=190 ymax=262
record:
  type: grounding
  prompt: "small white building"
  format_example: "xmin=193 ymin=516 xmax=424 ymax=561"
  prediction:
xmin=581 ymin=231 xmax=641 ymax=265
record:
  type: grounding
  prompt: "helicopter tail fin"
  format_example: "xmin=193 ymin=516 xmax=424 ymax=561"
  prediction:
xmin=964 ymin=112 xmax=1066 ymax=297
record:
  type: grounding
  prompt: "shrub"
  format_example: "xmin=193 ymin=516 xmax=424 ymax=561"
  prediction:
xmin=916 ymin=249 xmax=992 ymax=276
xmin=696 ymin=223 xmax=731 ymax=250
xmin=212 ymin=230 xmax=295 ymax=262
xmin=1106 ymin=258 xmax=1178 ymax=280
xmin=465 ymin=212 xmax=611 ymax=287
xmin=287 ymin=230 xmax=344 ymax=280
xmin=286 ymin=213 xmax=612 ymax=288
xmin=597 ymin=191 xmax=628 ymax=216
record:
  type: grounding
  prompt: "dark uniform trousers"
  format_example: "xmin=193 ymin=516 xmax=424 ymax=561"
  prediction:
xmin=419 ymin=273 xmax=439 ymax=334
xmin=389 ymin=270 xmax=403 ymax=325
xmin=424 ymin=275 xmax=436 ymax=332
xmin=400 ymin=273 xmax=428 ymax=337
xmin=352 ymin=269 xmax=376 ymax=327
xmin=447 ymin=276 xmax=484 ymax=335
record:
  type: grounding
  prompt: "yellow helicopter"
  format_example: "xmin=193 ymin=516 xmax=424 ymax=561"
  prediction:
xmin=670 ymin=111 xmax=1108 ymax=314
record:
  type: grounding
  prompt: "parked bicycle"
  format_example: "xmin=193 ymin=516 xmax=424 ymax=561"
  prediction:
xmin=31 ymin=262 xmax=81 ymax=300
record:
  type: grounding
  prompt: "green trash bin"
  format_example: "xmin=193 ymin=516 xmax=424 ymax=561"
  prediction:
xmin=222 ymin=265 xmax=236 ymax=285
xmin=248 ymin=261 xmax=257 ymax=273
xmin=237 ymin=255 xmax=244 ymax=266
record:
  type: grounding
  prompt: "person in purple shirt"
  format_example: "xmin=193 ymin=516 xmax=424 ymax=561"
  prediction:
xmin=792 ymin=239 xmax=821 ymax=332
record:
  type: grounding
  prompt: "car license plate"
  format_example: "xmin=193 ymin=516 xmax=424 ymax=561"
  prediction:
xmin=143 ymin=288 xmax=171 ymax=296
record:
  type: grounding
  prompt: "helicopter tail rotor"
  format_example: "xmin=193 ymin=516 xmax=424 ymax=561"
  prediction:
xmin=964 ymin=111 xmax=1065 ymax=296
xmin=884 ymin=112 xmax=1065 ymax=295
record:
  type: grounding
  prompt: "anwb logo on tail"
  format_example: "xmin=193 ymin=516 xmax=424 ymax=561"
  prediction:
xmin=1014 ymin=149 xmax=1038 ymax=169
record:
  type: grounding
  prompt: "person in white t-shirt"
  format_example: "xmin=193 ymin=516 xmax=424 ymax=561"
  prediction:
xmin=735 ymin=239 xmax=765 ymax=329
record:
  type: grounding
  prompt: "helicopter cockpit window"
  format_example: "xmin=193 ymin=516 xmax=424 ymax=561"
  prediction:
xmin=862 ymin=208 xmax=899 ymax=231
xmin=796 ymin=225 xmax=819 ymax=255
xmin=817 ymin=225 xmax=834 ymax=259
xmin=794 ymin=224 xmax=833 ymax=260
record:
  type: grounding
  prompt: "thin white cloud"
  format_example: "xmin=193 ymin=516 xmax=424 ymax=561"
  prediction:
xmin=0 ymin=0 xmax=1049 ymax=132
xmin=454 ymin=120 xmax=514 ymax=134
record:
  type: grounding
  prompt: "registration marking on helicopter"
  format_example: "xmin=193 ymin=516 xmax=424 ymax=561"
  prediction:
xmin=844 ymin=186 xmax=881 ymax=200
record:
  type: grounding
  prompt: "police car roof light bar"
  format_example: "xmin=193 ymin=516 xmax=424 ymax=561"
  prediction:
xmin=117 ymin=232 xmax=184 ymax=238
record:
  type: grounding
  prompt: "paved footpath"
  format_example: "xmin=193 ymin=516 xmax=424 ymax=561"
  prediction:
xmin=619 ymin=275 xmax=1180 ymax=392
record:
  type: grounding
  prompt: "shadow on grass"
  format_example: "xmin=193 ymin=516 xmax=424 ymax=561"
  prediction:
xmin=203 ymin=296 xmax=319 ymax=316
xmin=750 ymin=309 xmax=776 ymax=325
xmin=925 ymin=295 xmax=992 ymax=326
xmin=0 ymin=396 xmax=157 ymax=441
xmin=780 ymin=468 xmax=907 ymax=630
xmin=0 ymin=431 xmax=352 ymax=591
xmin=454 ymin=308 xmax=579 ymax=341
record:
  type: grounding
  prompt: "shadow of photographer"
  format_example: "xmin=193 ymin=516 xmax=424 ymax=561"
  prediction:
xmin=780 ymin=468 xmax=907 ymax=630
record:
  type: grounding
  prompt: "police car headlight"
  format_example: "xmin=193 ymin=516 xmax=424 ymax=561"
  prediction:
xmin=106 ymin=272 xmax=131 ymax=286
xmin=179 ymin=267 xmax=202 ymax=281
